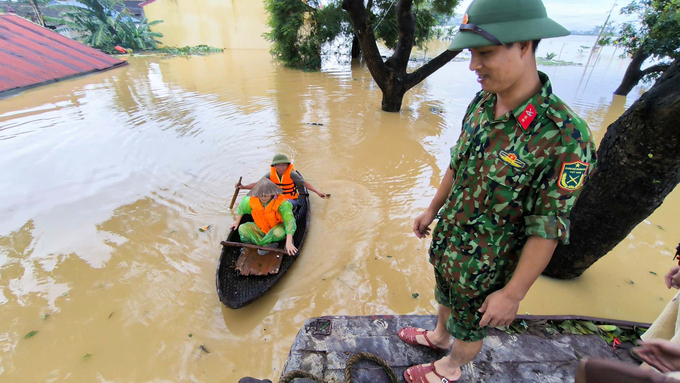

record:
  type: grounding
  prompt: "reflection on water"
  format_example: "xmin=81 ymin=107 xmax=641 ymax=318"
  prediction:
xmin=1 ymin=39 xmax=678 ymax=381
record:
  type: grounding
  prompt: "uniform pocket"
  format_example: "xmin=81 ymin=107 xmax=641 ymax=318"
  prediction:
xmin=441 ymin=244 xmax=493 ymax=297
xmin=483 ymin=160 xmax=534 ymax=227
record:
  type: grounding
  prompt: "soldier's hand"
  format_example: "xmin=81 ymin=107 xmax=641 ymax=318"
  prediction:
xmin=665 ymin=266 xmax=680 ymax=289
xmin=635 ymin=340 xmax=680 ymax=372
xmin=478 ymin=289 xmax=521 ymax=328
xmin=413 ymin=210 xmax=437 ymax=239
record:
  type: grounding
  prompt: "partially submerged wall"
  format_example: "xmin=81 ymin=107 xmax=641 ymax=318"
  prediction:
xmin=143 ymin=0 xmax=269 ymax=49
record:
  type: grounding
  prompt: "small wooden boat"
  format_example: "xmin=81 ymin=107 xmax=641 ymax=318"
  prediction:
xmin=216 ymin=188 xmax=310 ymax=309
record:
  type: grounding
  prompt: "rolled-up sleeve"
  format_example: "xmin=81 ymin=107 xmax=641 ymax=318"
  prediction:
xmin=236 ymin=196 xmax=252 ymax=216
xmin=278 ymin=200 xmax=297 ymax=235
xmin=524 ymin=140 xmax=596 ymax=245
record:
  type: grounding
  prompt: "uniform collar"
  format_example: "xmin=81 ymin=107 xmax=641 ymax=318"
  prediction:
xmin=481 ymin=71 xmax=553 ymax=133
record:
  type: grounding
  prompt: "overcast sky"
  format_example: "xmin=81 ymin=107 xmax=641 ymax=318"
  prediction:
xmin=456 ymin=0 xmax=632 ymax=31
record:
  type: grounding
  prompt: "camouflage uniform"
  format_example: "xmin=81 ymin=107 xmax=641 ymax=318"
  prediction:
xmin=430 ymin=72 xmax=597 ymax=342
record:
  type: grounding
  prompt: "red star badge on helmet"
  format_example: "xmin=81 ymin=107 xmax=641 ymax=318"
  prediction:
xmin=463 ymin=14 xmax=469 ymax=24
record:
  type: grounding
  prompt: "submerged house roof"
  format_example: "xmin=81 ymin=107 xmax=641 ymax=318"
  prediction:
xmin=0 ymin=14 xmax=127 ymax=96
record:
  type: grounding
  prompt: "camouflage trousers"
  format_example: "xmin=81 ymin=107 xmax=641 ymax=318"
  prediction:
xmin=430 ymin=228 xmax=519 ymax=342
xmin=238 ymin=222 xmax=286 ymax=246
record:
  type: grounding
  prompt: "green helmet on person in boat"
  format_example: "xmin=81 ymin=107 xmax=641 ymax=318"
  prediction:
xmin=271 ymin=154 xmax=291 ymax=166
xmin=447 ymin=0 xmax=570 ymax=51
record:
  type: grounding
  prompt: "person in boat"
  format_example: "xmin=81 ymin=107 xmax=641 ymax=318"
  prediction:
xmin=399 ymin=0 xmax=597 ymax=381
xmin=236 ymin=154 xmax=327 ymax=208
xmin=229 ymin=177 xmax=298 ymax=256
xmin=576 ymin=245 xmax=680 ymax=383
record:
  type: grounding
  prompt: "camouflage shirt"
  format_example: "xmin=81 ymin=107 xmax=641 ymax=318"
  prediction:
xmin=430 ymin=72 xmax=597 ymax=279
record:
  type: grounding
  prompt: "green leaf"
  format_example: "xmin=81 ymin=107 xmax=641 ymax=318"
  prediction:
xmin=411 ymin=293 xmax=419 ymax=299
xmin=650 ymin=271 xmax=658 ymax=275
xmin=574 ymin=322 xmax=593 ymax=335
xmin=188 ymin=333 xmax=193 ymax=338
xmin=577 ymin=321 xmax=598 ymax=332
xmin=42 ymin=313 xmax=50 ymax=320
xmin=25 ymin=331 xmax=38 ymax=339
xmin=82 ymin=353 xmax=92 ymax=361
xmin=598 ymin=325 xmax=619 ymax=332
xmin=648 ymin=153 xmax=654 ymax=158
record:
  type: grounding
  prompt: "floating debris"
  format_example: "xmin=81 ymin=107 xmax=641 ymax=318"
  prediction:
xmin=411 ymin=293 xmax=419 ymax=299
xmin=108 ymin=312 xmax=114 ymax=319
xmin=199 ymin=225 xmax=211 ymax=232
xmin=650 ymin=271 xmax=658 ymax=275
xmin=82 ymin=353 xmax=92 ymax=361
xmin=306 ymin=122 xmax=324 ymax=126
xmin=42 ymin=313 xmax=50 ymax=320
xmin=24 ymin=331 xmax=38 ymax=339
xmin=188 ymin=333 xmax=193 ymax=338
xmin=199 ymin=345 xmax=210 ymax=354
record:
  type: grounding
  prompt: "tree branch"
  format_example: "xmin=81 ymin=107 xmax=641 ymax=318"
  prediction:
xmin=641 ymin=64 xmax=670 ymax=77
xmin=386 ymin=0 xmax=415 ymax=74
xmin=342 ymin=0 xmax=389 ymax=90
xmin=405 ymin=49 xmax=461 ymax=89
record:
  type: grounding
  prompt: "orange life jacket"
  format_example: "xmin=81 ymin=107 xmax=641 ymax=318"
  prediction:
xmin=270 ymin=164 xmax=299 ymax=200
xmin=249 ymin=195 xmax=286 ymax=234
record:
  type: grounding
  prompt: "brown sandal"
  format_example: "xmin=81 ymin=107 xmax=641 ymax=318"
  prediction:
xmin=404 ymin=362 xmax=460 ymax=383
xmin=398 ymin=327 xmax=449 ymax=352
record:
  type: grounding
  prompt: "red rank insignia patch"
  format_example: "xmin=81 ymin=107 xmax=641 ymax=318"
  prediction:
xmin=518 ymin=103 xmax=537 ymax=131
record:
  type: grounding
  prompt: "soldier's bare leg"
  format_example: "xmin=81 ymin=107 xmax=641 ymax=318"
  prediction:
xmin=405 ymin=337 xmax=482 ymax=382
xmin=411 ymin=305 xmax=453 ymax=349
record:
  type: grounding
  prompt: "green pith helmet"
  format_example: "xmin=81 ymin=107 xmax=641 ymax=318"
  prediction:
xmin=248 ymin=177 xmax=284 ymax=197
xmin=447 ymin=0 xmax=570 ymax=51
xmin=271 ymin=153 xmax=291 ymax=166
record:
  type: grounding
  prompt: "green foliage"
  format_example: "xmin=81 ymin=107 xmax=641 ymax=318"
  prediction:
xmin=498 ymin=319 xmax=647 ymax=346
xmin=263 ymin=0 xmax=459 ymax=71
xmin=45 ymin=0 xmax=163 ymax=53
xmin=264 ymin=0 xmax=325 ymax=71
xmin=544 ymin=52 xmax=556 ymax=60
xmin=158 ymin=45 xmax=224 ymax=57
xmin=372 ymin=0 xmax=458 ymax=49
xmin=600 ymin=0 xmax=679 ymax=79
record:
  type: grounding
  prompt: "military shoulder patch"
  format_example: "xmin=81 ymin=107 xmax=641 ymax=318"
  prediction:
xmin=499 ymin=150 xmax=527 ymax=171
xmin=558 ymin=161 xmax=590 ymax=191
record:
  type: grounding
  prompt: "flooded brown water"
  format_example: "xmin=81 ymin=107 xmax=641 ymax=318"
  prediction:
xmin=1 ymin=40 xmax=679 ymax=382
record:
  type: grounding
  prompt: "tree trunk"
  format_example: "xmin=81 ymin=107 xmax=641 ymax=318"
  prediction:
xmin=351 ymin=36 xmax=361 ymax=59
xmin=342 ymin=0 xmax=459 ymax=112
xmin=614 ymin=49 xmax=647 ymax=96
xmin=28 ymin=0 xmax=45 ymax=27
xmin=543 ymin=59 xmax=680 ymax=279
xmin=382 ymin=81 xmax=407 ymax=111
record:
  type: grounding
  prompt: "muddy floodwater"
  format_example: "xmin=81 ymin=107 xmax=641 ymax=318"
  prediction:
xmin=1 ymin=37 xmax=679 ymax=382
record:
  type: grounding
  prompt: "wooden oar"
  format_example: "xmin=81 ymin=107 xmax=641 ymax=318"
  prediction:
xmin=229 ymin=176 xmax=242 ymax=209
xmin=221 ymin=240 xmax=288 ymax=255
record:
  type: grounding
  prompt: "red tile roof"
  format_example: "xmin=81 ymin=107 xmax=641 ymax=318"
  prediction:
xmin=0 ymin=14 xmax=127 ymax=96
